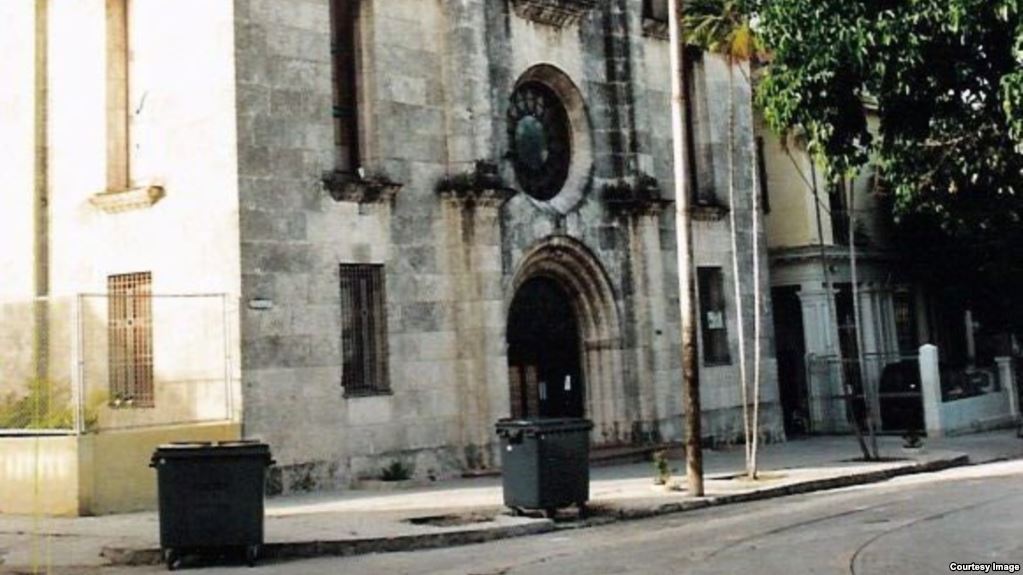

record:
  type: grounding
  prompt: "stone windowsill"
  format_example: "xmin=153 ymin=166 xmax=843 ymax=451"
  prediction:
xmin=89 ymin=185 xmax=165 ymax=214
xmin=343 ymin=388 xmax=393 ymax=399
xmin=510 ymin=0 xmax=597 ymax=27
xmin=323 ymin=171 xmax=402 ymax=204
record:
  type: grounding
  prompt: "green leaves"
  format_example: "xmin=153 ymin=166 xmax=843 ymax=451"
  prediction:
xmin=758 ymin=0 xmax=1023 ymax=331
xmin=680 ymin=0 xmax=765 ymax=62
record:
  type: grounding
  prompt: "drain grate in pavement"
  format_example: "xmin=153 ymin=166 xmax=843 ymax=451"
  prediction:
xmin=405 ymin=512 xmax=497 ymax=527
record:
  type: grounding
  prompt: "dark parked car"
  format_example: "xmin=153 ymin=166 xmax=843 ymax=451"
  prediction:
xmin=878 ymin=359 xmax=925 ymax=433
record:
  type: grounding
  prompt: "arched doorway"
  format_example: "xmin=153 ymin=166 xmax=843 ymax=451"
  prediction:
xmin=507 ymin=276 xmax=585 ymax=418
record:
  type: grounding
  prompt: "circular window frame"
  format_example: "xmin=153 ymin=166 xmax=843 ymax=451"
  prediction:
xmin=509 ymin=66 xmax=593 ymax=214
xmin=509 ymin=82 xmax=573 ymax=201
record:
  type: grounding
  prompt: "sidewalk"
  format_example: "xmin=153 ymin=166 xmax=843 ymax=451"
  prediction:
xmin=2 ymin=431 xmax=1020 ymax=570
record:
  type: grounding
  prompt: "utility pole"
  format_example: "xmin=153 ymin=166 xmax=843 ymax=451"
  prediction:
xmin=668 ymin=0 xmax=704 ymax=497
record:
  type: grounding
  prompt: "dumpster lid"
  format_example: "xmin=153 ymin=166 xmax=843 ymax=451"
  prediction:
xmin=495 ymin=418 xmax=594 ymax=433
xmin=151 ymin=440 xmax=272 ymax=460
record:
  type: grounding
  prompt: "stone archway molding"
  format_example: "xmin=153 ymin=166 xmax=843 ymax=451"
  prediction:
xmin=508 ymin=235 xmax=627 ymax=443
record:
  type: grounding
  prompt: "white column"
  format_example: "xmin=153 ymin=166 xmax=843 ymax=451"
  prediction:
xmin=965 ymin=310 xmax=977 ymax=367
xmin=798 ymin=286 xmax=843 ymax=431
xmin=856 ymin=286 xmax=884 ymax=431
xmin=918 ymin=344 xmax=943 ymax=437
xmin=797 ymin=288 xmax=835 ymax=356
xmin=995 ymin=357 xmax=1018 ymax=419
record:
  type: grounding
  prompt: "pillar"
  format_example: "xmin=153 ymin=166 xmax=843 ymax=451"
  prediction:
xmin=918 ymin=344 xmax=943 ymax=437
xmin=995 ymin=357 xmax=1018 ymax=419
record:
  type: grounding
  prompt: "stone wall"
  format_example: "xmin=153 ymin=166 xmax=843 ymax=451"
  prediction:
xmin=234 ymin=0 xmax=783 ymax=493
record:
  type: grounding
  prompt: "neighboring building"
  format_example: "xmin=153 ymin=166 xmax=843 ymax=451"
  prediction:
xmin=2 ymin=0 xmax=781 ymax=506
xmin=760 ymin=113 xmax=1000 ymax=436
xmin=761 ymin=117 xmax=918 ymax=435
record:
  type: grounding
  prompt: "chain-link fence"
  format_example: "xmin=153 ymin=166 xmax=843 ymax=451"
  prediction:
xmin=0 ymin=297 xmax=75 ymax=433
xmin=0 ymin=294 xmax=232 ymax=434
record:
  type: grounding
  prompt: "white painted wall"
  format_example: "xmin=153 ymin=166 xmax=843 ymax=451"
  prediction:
xmin=0 ymin=1 xmax=38 ymax=300
xmin=43 ymin=0 xmax=242 ymax=418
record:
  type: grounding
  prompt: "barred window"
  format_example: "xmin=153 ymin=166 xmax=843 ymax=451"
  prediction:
xmin=340 ymin=264 xmax=389 ymax=396
xmin=698 ymin=267 xmax=731 ymax=365
xmin=108 ymin=272 xmax=154 ymax=407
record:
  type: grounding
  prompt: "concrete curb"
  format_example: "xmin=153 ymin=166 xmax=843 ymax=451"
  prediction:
xmin=100 ymin=520 xmax=556 ymax=567
xmin=100 ymin=454 xmax=970 ymax=567
xmin=604 ymin=454 xmax=971 ymax=522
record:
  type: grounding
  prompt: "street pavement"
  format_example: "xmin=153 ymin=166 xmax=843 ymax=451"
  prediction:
xmin=111 ymin=459 xmax=1023 ymax=575
xmin=2 ymin=431 xmax=1022 ymax=573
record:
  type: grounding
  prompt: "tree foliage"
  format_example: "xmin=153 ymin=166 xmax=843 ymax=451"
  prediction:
xmin=757 ymin=0 xmax=1023 ymax=332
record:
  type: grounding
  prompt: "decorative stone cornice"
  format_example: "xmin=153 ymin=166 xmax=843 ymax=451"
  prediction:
xmin=603 ymin=174 xmax=674 ymax=214
xmin=510 ymin=0 xmax=597 ymax=27
xmin=89 ymin=185 xmax=165 ymax=213
xmin=436 ymin=161 xmax=516 ymax=208
xmin=322 ymin=171 xmax=402 ymax=204
xmin=691 ymin=203 xmax=729 ymax=222
xmin=769 ymin=244 xmax=898 ymax=267
xmin=642 ymin=18 xmax=669 ymax=41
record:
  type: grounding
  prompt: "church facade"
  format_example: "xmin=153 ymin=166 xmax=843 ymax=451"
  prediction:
xmin=237 ymin=0 xmax=781 ymax=491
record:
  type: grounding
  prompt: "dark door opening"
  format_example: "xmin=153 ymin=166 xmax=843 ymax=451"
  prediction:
xmin=507 ymin=276 xmax=584 ymax=419
xmin=771 ymin=286 xmax=809 ymax=435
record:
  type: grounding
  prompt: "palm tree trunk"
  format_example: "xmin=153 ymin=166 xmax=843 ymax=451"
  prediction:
xmin=669 ymin=0 xmax=704 ymax=496
xmin=725 ymin=64 xmax=752 ymax=475
xmin=745 ymin=64 xmax=763 ymax=479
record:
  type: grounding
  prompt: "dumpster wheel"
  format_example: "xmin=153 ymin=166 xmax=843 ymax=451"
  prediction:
xmin=245 ymin=544 xmax=260 ymax=567
xmin=577 ymin=502 xmax=589 ymax=519
xmin=163 ymin=549 xmax=181 ymax=571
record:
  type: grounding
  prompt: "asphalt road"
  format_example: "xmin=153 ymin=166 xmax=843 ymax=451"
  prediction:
xmin=79 ymin=460 xmax=1023 ymax=574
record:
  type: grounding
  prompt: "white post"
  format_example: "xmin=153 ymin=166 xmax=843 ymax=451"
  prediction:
xmin=918 ymin=344 xmax=943 ymax=437
xmin=995 ymin=356 xmax=1018 ymax=419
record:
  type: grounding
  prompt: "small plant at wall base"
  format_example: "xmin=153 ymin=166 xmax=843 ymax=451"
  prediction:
xmin=902 ymin=429 xmax=923 ymax=450
xmin=0 ymin=380 xmax=106 ymax=431
xmin=652 ymin=450 xmax=672 ymax=486
xmin=0 ymin=379 xmax=73 ymax=430
xmin=380 ymin=460 xmax=414 ymax=482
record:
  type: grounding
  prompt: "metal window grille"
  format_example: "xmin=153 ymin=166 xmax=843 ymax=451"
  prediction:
xmin=698 ymin=267 xmax=731 ymax=365
xmin=340 ymin=264 xmax=389 ymax=396
xmin=108 ymin=272 xmax=154 ymax=407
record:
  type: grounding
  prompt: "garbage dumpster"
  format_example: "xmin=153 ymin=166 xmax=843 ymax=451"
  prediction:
xmin=495 ymin=418 xmax=593 ymax=517
xmin=150 ymin=441 xmax=274 ymax=570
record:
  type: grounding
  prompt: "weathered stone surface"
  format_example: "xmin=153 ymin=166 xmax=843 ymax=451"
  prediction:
xmin=227 ymin=0 xmax=781 ymax=494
